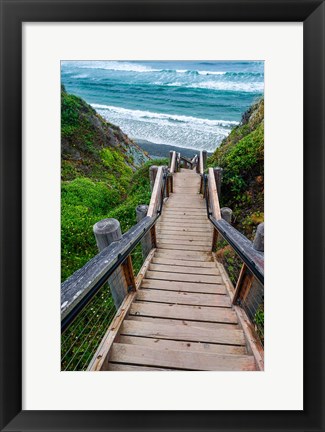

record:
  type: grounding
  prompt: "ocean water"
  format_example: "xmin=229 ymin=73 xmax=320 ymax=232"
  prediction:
xmin=61 ymin=60 xmax=264 ymax=152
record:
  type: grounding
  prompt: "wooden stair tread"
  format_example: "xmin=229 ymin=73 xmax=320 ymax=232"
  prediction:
xmin=126 ymin=315 xmax=239 ymax=330
xmin=121 ymin=319 xmax=245 ymax=346
xmin=149 ymin=263 xmax=219 ymax=275
xmin=136 ymin=289 xmax=231 ymax=307
xmin=141 ymin=279 xmax=226 ymax=294
xmin=151 ymin=257 xmax=217 ymax=267
xmin=145 ymin=270 xmax=222 ymax=284
xmin=109 ymin=343 xmax=255 ymax=371
xmin=117 ymin=335 xmax=247 ymax=355
xmin=129 ymin=301 xmax=238 ymax=324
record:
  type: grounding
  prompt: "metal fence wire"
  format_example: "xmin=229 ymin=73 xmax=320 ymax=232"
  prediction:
xmin=61 ymin=277 xmax=116 ymax=371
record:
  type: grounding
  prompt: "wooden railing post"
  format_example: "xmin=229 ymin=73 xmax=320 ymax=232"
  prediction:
xmin=93 ymin=218 xmax=135 ymax=309
xmin=253 ymin=223 xmax=264 ymax=252
xmin=232 ymin=222 xmax=264 ymax=305
xmin=136 ymin=205 xmax=152 ymax=259
xmin=149 ymin=165 xmax=158 ymax=192
xmin=202 ymin=150 xmax=207 ymax=171
xmin=169 ymin=150 xmax=173 ymax=168
xmin=221 ymin=207 xmax=232 ymax=223
xmin=213 ymin=167 xmax=223 ymax=198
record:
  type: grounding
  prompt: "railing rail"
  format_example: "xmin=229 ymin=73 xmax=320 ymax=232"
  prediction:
xmin=203 ymin=170 xmax=264 ymax=285
xmin=61 ymin=214 xmax=159 ymax=332
xmin=209 ymin=217 xmax=264 ymax=285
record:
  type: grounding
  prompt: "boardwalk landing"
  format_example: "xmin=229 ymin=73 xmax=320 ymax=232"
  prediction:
xmin=107 ymin=169 xmax=257 ymax=371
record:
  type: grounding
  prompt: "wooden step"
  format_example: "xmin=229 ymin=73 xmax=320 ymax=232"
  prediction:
xmin=126 ymin=315 xmax=239 ymax=331
xmin=117 ymin=335 xmax=247 ymax=355
xmin=154 ymin=250 xmax=212 ymax=260
xmin=157 ymin=243 xmax=211 ymax=252
xmin=145 ymin=270 xmax=221 ymax=284
xmin=121 ymin=319 xmax=244 ymax=345
xmin=141 ymin=279 xmax=226 ymax=294
xmin=151 ymin=257 xmax=216 ymax=268
xmin=108 ymin=362 xmax=172 ymax=371
xmin=129 ymin=302 xmax=238 ymax=324
xmin=157 ymin=239 xmax=211 ymax=247
xmin=109 ymin=343 xmax=255 ymax=371
xmin=149 ymin=263 xmax=219 ymax=275
xmin=157 ymin=236 xmax=211 ymax=243
xmin=157 ymin=226 xmax=212 ymax=233
xmin=136 ymin=289 xmax=231 ymax=307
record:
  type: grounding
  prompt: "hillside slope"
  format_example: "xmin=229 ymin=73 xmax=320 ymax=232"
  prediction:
xmin=208 ymin=98 xmax=264 ymax=237
xmin=61 ymin=87 xmax=165 ymax=281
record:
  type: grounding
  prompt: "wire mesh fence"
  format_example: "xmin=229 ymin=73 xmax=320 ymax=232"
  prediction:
xmin=61 ymin=228 xmax=154 ymax=371
xmin=61 ymin=279 xmax=116 ymax=371
xmin=236 ymin=271 xmax=264 ymax=346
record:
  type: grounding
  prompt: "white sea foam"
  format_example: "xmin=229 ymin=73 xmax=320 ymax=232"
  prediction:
xmin=70 ymin=74 xmax=89 ymax=79
xmin=166 ymin=80 xmax=264 ymax=93
xmin=68 ymin=61 xmax=160 ymax=73
xmin=92 ymin=103 xmax=239 ymax=151
xmin=91 ymin=104 xmax=239 ymax=128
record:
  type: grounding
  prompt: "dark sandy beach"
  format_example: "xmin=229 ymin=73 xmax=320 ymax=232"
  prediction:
xmin=134 ymin=139 xmax=213 ymax=160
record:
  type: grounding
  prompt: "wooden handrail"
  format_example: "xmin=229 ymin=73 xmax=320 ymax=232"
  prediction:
xmin=199 ymin=150 xmax=204 ymax=174
xmin=170 ymin=151 xmax=177 ymax=174
xmin=208 ymin=167 xmax=221 ymax=220
xmin=61 ymin=215 xmax=158 ymax=330
xmin=147 ymin=166 xmax=164 ymax=217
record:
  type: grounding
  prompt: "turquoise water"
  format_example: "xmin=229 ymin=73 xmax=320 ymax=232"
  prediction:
xmin=61 ymin=60 xmax=264 ymax=152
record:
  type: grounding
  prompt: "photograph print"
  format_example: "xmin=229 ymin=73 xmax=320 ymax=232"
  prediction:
xmin=60 ymin=60 xmax=264 ymax=371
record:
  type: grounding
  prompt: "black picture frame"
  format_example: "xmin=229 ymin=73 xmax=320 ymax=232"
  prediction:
xmin=0 ymin=1 xmax=324 ymax=431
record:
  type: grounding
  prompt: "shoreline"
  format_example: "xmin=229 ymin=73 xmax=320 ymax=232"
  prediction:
xmin=134 ymin=138 xmax=213 ymax=160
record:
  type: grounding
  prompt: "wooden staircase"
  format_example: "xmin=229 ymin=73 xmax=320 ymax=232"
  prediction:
xmin=105 ymin=169 xmax=257 ymax=371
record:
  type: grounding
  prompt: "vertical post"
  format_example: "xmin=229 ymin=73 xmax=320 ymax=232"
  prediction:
xmin=136 ymin=205 xmax=152 ymax=259
xmin=163 ymin=166 xmax=169 ymax=198
xmin=149 ymin=165 xmax=158 ymax=192
xmin=213 ymin=167 xmax=223 ymax=199
xmin=196 ymin=154 xmax=200 ymax=173
xmin=93 ymin=218 xmax=133 ymax=309
xmin=221 ymin=207 xmax=232 ymax=223
xmin=232 ymin=224 xmax=263 ymax=305
xmin=202 ymin=150 xmax=207 ymax=171
xmin=169 ymin=175 xmax=173 ymax=193
xmin=253 ymin=223 xmax=264 ymax=252
xmin=169 ymin=151 xmax=173 ymax=168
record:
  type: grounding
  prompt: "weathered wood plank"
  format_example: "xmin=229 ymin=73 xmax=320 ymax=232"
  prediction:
xmin=117 ymin=335 xmax=246 ymax=355
xmin=129 ymin=302 xmax=238 ymax=324
xmin=157 ymin=225 xmax=212 ymax=233
xmin=157 ymin=233 xmax=212 ymax=241
xmin=157 ymin=239 xmax=211 ymax=247
xmin=149 ymin=263 xmax=219 ymax=275
xmin=208 ymin=167 xmax=221 ymax=220
xmin=147 ymin=166 xmax=164 ymax=217
xmin=141 ymin=278 xmax=225 ymax=294
xmin=145 ymin=270 xmax=221 ymax=284
xmin=158 ymin=243 xmax=211 ymax=251
xmin=126 ymin=315 xmax=238 ymax=330
xmin=108 ymin=362 xmax=173 ymax=371
xmin=101 ymin=344 xmax=255 ymax=371
xmin=154 ymin=250 xmax=213 ymax=260
xmin=136 ymin=289 xmax=231 ymax=307
xmin=151 ymin=257 xmax=216 ymax=268
xmin=121 ymin=319 xmax=244 ymax=346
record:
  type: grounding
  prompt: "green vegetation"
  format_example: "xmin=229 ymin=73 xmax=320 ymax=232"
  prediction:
xmin=209 ymin=99 xmax=264 ymax=343
xmin=61 ymin=85 xmax=166 ymax=281
xmin=208 ymin=98 xmax=264 ymax=238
